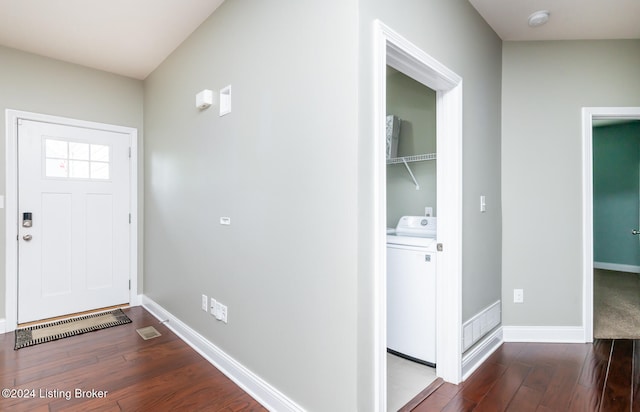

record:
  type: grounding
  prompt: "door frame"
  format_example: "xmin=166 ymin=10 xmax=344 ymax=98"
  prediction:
xmin=4 ymin=109 xmax=139 ymax=331
xmin=581 ymin=106 xmax=640 ymax=342
xmin=373 ymin=20 xmax=463 ymax=409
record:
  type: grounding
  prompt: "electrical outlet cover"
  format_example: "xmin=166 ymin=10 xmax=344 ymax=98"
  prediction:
xmin=514 ymin=289 xmax=524 ymax=303
xmin=220 ymin=304 xmax=228 ymax=324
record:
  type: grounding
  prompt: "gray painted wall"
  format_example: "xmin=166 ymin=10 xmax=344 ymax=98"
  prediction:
xmin=0 ymin=45 xmax=144 ymax=320
xmin=143 ymin=1 xmax=359 ymax=410
xmin=502 ymin=40 xmax=640 ymax=326
xmin=357 ymin=1 xmax=502 ymax=409
xmin=386 ymin=67 xmax=437 ymax=227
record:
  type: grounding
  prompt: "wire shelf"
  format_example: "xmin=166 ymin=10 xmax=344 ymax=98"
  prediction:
xmin=386 ymin=153 xmax=436 ymax=164
xmin=386 ymin=153 xmax=436 ymax=190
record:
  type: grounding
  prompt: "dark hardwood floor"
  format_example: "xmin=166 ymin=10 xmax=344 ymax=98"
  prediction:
xmin=7 ymin=309 xmax=639 ymax=412
xmin=0 ymin=306 xmax=267 ymax=411
xmin=410 ymin=340 xmax=640 ymax=412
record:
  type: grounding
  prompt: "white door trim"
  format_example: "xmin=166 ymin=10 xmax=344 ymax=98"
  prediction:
xmin=5 ymin=109 xmax=138 ymax=331
xmin=581 ymin=107 xmax=640 ymax=342
xmin=373 ymin=20 xmax=463 ymax=410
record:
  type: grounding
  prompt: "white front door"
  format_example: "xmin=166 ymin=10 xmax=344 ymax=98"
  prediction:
xmin=17 ymin=119 xmax=131 ymax=323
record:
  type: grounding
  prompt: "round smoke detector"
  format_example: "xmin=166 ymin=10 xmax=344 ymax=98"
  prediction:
xmin=528 ymin=10 xmax=550 ymax=27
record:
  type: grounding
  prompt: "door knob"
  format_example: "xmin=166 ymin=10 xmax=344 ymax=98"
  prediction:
xmin=633 ymin=230 xmax=640 ymax=236
xmin=22 ymin=234 xmax=32 ymax=241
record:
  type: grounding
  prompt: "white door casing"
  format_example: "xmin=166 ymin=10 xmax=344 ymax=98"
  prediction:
xmin=17 ymin=119 xmax=130 ymax=323
xmin=582 ymin=107 xmax=640 ymax=342
xmin=373 ymin=20 xmax=463 ymax=411
xmin=5 ymin=110 xmax=139 ymax=330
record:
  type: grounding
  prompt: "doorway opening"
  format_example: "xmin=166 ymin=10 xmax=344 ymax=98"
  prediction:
xmin=5 ymin=110 xmax=139 ymax=332
xmin=582 ymin=107 xmax=640 ymax=342
xmin=373 ymin=21 xmax=463 ymax=411
xmin=385 ymin=66 xmax=438 ymax=411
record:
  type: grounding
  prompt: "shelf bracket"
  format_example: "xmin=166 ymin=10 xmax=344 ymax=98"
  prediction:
xmin=386 ymin=153 xmax=434 ymax=190
xmin=402 ymin=158 xmax=420 ymax=190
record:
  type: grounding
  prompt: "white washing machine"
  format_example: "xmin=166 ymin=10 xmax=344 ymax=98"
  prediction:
xmin=387 ymin=216 xmax=437 ymax=366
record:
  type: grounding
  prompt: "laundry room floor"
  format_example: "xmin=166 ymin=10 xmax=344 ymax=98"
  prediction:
xmin=387 ymin=353 xmax=436 ymax=411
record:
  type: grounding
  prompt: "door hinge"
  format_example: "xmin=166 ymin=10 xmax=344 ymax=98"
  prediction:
xmin=129 ymin=280 xmax=131 ymax=290
xmin=437 ymin=243 xmax=443 ymax=252
xmin=129 ymin=213 xmax=131 ymax=224
xmin=129 ymin=147 xmax=132 ymax=158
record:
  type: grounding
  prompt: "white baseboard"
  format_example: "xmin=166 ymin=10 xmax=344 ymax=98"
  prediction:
xmin=502 ymin=326 xmax=585 ymax=343
xmin=0 ymin=318 xmax=5 ymax=334
xmin=594 ymin=262 xmax=640 ymax=273
xmin=141 ymin=296 xmax=304 ymax=412
xmin=462 ymin=326 xmax=503 ymax=380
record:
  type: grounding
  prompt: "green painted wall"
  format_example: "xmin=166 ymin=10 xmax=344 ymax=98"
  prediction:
xmin=593 ymin=121 xmax=640 ymax=267
xmin=386 ymin=66 xmax=437 ymax=228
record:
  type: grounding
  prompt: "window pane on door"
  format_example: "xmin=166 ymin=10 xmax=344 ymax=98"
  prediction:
xmin=69 ymin=160 xmax=90 ymax=179
xmin=44 ymin=138 xmax=111 ymax=180
xmin=45 ymin=139 xmax=67 ymax=159
xmin=91 ymin=145 xmax=110 ymax=162
xmin=46 ymin=158 xmax=68 ymax=178
xmin=69 ymin=142 xmax=89 ymax=160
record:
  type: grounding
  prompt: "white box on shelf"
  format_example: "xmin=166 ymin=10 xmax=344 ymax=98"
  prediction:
xmin=386 ymin=115 xmax=401 ymax=159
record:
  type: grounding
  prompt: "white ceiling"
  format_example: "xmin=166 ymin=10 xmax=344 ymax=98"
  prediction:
xmin=1 ymin=1 xmax=638 ymax=80
xmin=0 ymin=0 xmax=225 ymax=79
xmin=468 ymin=0 xmax=640 ymax=41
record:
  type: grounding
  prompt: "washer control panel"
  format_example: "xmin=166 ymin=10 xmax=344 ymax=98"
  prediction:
xmin=395 ymin=216 xmax=437 ymax=237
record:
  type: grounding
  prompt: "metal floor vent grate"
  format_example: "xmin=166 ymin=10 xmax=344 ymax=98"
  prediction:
xmin=136 ymin=326 xmax=161 ymax=340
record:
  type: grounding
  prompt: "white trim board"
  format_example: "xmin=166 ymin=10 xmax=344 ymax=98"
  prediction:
xmin=0 ymin=319 xmax=5 ymax=334
xmin=4 ymin=109 xmax=139 ymax=332
xmin=462 ymin=326 xmax=503 ymax=380
xmin=594 ymin=262 xmax=640 ymax=274
xmin=502 ymin=326 xmax=585 ymax=343
xmin=582 ymin=107 xmax=640 ymax=343
xmin=142 ymin=296 xmax=305 ymax=412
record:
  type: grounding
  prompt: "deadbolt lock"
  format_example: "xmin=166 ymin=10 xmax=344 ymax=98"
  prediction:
xmin=22 ymin=212 xmax=32 ymax=228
